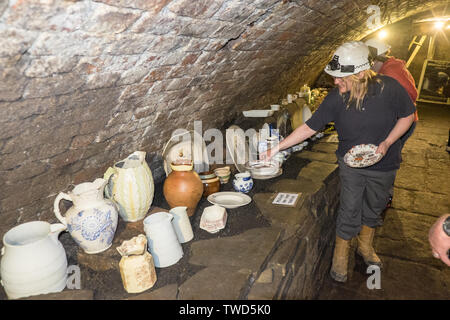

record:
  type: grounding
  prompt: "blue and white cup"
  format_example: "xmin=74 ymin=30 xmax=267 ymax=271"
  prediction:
xmin=232 ymin=171 xmax=253 ymax=193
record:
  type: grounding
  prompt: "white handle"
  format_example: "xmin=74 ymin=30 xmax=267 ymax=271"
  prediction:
xmin=53 ymin=192 xmax=71 ymax=225
xmin=1 ymin=247 xmax=4 ymax=256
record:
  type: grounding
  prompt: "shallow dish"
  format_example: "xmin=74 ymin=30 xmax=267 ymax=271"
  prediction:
xmin=343 ymin=144 xmax=383 ymax=168
xmin=242 ymin=110 xmax=275 ymax=117
xmin=207 ymin=192 xmax=252 ymax=209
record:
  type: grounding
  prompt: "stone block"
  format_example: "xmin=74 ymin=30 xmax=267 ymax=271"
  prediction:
xmin=297 ymin=161 xmax=338 ymax=184
xmin=311 ymin=142 xmax=338 ymax=154
xmin=125 ymin=284 xmax=178 ymax=300
xmin=178 ymin=266 xmax=252 ymax=300
xmin=253 ymin=193 xmax=308 ymax=238
xmin=189 ymin=227 xmax=283 ymax=272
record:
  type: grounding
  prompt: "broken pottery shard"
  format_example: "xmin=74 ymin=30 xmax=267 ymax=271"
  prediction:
xmin=117 ymin=234 xmax=147 ymax=256
xmin=119 ymin=252 xmax=157 ymax=294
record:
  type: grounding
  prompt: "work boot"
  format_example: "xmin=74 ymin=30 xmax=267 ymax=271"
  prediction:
xmin=357 ymin=225 xmax=383 ymax=268
xmin=330 ymin=236 xmax=350 ymax=283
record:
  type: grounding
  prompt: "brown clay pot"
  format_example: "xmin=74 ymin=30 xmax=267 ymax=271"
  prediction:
xmin=201 ymin=176 xmax=220 ymax=197
xmin=163 ymin=161 xmax=203 ymax=217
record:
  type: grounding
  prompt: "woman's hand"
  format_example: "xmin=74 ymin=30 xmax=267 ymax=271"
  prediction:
xmin=259 ymin=145 xmax=280 ymax=161
xmin=429 ymin=214 xmax=450 ymax=266
xmin=376 ymin=140 xmax=391 ymax=156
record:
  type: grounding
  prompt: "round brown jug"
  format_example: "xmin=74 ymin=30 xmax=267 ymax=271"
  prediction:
xmin=163 ymin=161 xmax=203 ymax=217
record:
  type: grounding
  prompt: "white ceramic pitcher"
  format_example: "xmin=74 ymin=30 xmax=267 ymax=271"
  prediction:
xmin=0 ymin=221 xmax=68 ymax=299
xmin=54 ymin=178 xmax=119 ymax=254
xmin=143 ymin=212 xmax=183 ymax=268
xmin=104 ymin=151 xmax=154 ymax=222
xmin=169 ymin=206 xmax=194 ymax=243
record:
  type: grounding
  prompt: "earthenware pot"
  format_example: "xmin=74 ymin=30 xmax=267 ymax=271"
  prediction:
xmin=104 ymin=151 xmax=154 ymax=222
xmin=163 ymin=161 xmax=203 ymax=217
xmin=0 ymin=221 xmax=68 ymax=299
xmin=199 ymin=171 xmax=220 ymax=197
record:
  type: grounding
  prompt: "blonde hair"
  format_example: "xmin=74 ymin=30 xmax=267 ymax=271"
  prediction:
xmin=341 ymin=69 xmax=382 ymax=110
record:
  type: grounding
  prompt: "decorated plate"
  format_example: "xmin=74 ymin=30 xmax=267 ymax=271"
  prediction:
xmin=343 ymin=144 xmax=383 ymax=168
xmin=207 ymin=192 xmax=252 ymax=209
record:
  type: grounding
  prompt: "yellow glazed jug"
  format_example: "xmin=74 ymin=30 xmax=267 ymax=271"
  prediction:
xmin=104 ymin=151 xmax=154 ymax=222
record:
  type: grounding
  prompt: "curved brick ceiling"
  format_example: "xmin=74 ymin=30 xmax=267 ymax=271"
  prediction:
xmin=0 ymin=0 xmax=447 ymax=229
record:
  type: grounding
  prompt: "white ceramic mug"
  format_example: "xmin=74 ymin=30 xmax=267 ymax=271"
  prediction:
xmin=169 ymin=207 xmax=194 ymax=243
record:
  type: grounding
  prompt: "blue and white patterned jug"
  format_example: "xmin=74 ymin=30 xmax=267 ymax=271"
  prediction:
xmin=232 ymin=171 xmax=253 ymax=193
xmin=54 ymin=178 xmax=119 ymax=254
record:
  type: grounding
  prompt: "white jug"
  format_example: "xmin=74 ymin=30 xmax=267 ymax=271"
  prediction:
xmin=169 ymin=206 xmax=194 ymax=243
xmin=143 ymin=212 xmax=183 ymax=268
xmin=54 ymin=178 xmax=119 ymax=254
xmin=0 ymin=221 xmax=68 ymax=299
xmin=104 ymin=151 xmax=154 ymax=222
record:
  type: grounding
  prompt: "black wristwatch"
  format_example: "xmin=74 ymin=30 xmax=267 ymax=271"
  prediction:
xmin=443 ymin=216 xmax=450 ymax=237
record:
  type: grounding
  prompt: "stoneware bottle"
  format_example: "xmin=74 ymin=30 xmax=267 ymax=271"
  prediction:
xmin=0 ymin=221 xmax=68 ymax=299
xmin=163 ymin=160 xmax=203 ymax=217
xmin=104 ymin=151 xmax=154 ymax=222
xmin=54 ymin=178 xmax=119 ymax=254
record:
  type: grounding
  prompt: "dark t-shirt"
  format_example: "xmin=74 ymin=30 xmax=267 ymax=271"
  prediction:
xmin=305 ymin=75 xmax=415 ymax=171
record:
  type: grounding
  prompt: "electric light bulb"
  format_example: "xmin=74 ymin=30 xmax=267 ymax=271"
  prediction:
xmin=378 ymin=30 xmax=387 ymax=39
xmin=434 ymin=21 xmax=444 ymax=29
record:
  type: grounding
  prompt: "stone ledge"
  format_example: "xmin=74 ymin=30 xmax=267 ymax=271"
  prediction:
xmin=19 ymin=289 xmax=94 ymax=300
xmin=295 ymin=150 xmax=337 ymax=164
xmin=189 ymin=227 xmax=283 ymax=271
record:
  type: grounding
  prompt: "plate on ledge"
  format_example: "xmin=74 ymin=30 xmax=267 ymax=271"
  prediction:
xmin=207 ymin=192 xmax=252 ymax=209
xmin=343 ymin=144 xmax=383 ymax=168
xmin=250 ymin=168 xmax=283 ymax=180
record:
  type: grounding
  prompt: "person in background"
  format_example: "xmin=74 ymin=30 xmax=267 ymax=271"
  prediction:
xmin=260 ymin=41 xmax=415 ymax=283
xmin=365 ymin=38 xmax=418 ymax=208
xmin=429 ymin=214 xmax=450 ymax=267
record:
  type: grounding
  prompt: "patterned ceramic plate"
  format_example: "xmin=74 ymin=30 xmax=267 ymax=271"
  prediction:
xmin=343 ymin=144 xmax=383 ymax=168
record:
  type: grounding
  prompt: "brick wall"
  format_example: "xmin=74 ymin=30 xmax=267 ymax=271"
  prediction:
xmin=0 ymin=0 xmax=447 ymax=238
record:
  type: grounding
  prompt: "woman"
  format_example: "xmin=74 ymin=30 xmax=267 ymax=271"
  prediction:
xmin=261 ymin=41 xmax=415 ymax=282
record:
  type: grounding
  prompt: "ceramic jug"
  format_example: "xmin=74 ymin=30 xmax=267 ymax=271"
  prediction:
xmin=0 ymin=221 xmax=68 ymax=299
xmin=163 ymin=160 xmax=203 ymax=217
xmin=143 ymin=212 xmax=183 ymax=268
xmin=54 ymin=178 xmax=119 ymax=254
xmin=169 ymin=206 xmax=194 ymax=243
xmin=104 ymin=151 xmax=154 ymax=222
xmin=232 ymin=171 xmax=254 ymax=193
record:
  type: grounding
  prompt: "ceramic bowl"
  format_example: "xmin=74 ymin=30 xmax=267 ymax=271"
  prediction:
xmin=214 ymin=167 xmax=231 ymax=184
xmin=246 ymin=161 xmax=279 ymax=175
xmin=199 ymin=171 xmax=217 ymax=180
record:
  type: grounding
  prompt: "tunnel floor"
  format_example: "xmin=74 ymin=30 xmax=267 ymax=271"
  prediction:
xmin=317 ymin=102 xmax=450 ymax=300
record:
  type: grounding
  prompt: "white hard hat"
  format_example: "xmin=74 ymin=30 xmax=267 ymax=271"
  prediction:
xmin=324 ymin=41 xmax=371 ymax=78
xmin=364 ymin=38 xmax=391 ymax=56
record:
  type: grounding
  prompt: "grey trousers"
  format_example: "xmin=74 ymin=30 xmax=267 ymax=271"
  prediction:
xmin=336 ymin=158 xmax=397 ymax=240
